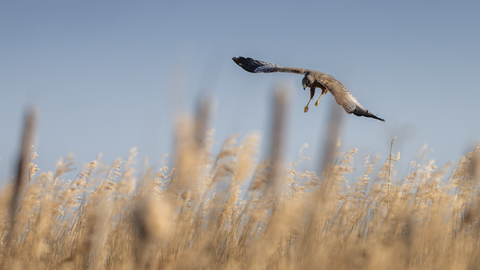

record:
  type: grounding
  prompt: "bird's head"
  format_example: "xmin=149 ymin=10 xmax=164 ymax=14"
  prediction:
xmin=302 ymin=74 xmax=315 ymax=90
xmin=302 ymin=76 xmax=308 ymax=90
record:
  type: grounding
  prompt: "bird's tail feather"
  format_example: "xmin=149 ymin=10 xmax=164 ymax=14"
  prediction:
xmin=353 ymin=107 xmax=385 ymax=122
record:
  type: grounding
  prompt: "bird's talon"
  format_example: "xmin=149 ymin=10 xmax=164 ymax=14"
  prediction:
xmin=315 ymin=101 xmax=319 ymax=107
xmin=304 ymin=106 xmax=309 ymax=113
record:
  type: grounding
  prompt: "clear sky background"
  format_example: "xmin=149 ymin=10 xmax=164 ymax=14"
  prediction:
xmin=1 ymin=0 xmax=479 ymax=183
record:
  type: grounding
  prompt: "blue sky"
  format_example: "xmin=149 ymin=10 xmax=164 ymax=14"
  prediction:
xmin=1 ymin=0 xmax=479 ymax=182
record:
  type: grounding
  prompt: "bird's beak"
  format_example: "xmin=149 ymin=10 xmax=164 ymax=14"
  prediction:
xmin=303 ymin=86 xmax=306 ymax=90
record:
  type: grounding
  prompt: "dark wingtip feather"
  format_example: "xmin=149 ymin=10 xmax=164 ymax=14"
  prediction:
xmin=372 ymin=115 xmax=385 ymax=122
xmin=232 ymin=56 xmax=260 ymax=73
xmin=365 ymin=111 xmax=385 ymax=122
xmin=354 ymin=108 xmax=385 ymax=122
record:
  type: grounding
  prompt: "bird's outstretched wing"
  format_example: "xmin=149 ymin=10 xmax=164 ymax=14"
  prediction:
xmin=323 ymin=79 xmax=385 ymax=122
xmin=233 ymin=57 xmax=307 ymax=75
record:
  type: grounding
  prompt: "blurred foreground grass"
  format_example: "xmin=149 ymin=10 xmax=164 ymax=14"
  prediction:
xmin=1 ymin=92 xmax=480 ymax=270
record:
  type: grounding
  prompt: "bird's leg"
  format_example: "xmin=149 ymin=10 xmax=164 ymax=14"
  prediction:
xmin=304 ymin=87 xmax=316 ymax=113
xmin=315 ymin=89 xmax=328 ymax=107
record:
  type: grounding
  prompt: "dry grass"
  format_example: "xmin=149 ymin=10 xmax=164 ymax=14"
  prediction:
xmin=2 ymin=95 xmax=480 ymax=270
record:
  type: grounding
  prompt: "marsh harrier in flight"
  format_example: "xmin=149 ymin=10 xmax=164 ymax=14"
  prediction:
xmin=233 ymin=56 xmax=385 ymax=122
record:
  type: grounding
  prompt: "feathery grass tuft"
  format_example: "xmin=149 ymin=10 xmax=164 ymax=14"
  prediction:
xmin=2 ymin=102 xmax=480 ymax=270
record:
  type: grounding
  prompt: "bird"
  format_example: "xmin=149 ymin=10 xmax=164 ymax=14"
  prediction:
xmin=232 ymin=56 xmax=385 ymax=122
